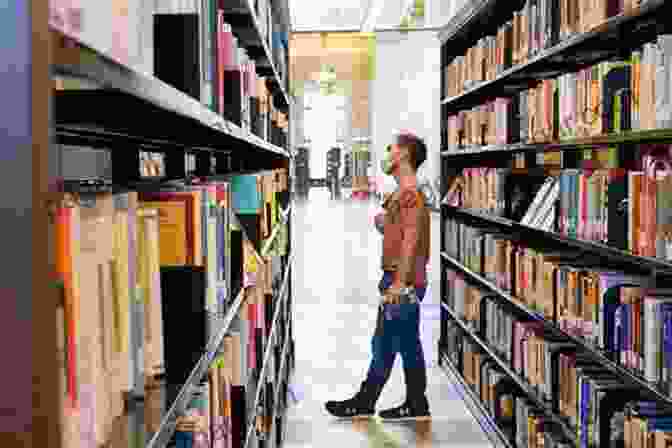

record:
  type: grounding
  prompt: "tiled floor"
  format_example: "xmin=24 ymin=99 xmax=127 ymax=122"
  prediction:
xmin=284 ymin=189 xmax=492 ymax=447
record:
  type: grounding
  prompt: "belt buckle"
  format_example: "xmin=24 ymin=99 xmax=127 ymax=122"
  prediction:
xmin=401 ymin=295 xmax=417 ymax=305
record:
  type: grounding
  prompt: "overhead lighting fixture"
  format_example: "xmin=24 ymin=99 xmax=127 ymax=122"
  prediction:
xmin=360 ymin=0 xmax=383 ymax=32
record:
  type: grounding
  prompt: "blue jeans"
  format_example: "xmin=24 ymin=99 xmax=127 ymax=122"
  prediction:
xmin=364 ymin=271 xmax=427 ymax=403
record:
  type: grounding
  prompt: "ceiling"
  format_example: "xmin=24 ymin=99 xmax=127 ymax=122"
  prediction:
xmin=288 ymin=0 xmax=412 ymax=31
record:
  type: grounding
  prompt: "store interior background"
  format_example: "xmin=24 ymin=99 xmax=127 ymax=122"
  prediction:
xmin=288 ymin=0 xmax=469 ymax=199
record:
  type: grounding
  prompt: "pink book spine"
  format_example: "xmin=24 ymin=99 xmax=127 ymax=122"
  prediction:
xmin=249 ymin=62 xmax=257 ymax=98
xmin=243 ymin=63 xmax=250 ymax=96
xmin=111 ymin=0 xmax=129 ymax=65
xmin=220 ymin=21 xmax=235 ymax=71
xmin=581 ymin=173 xmax=588 ymax=240
xmin=217 ymin=13 xmax=227 ymax=115
xmin=79 ymin=384 xmax=96 ymax=448
xmin=512 ymin=322 xmax=520 ymax=373
xmin=212 ymin=416 xmax=225 ymax=448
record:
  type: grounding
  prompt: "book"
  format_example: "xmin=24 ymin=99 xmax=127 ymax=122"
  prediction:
xmin=137 ymin=208 xmax=164 ymax=379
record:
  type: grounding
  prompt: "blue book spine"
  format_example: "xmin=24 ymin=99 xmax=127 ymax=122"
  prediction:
xmin=604 ymin=300 xmax=618 ymax=354
xmin=232 ymin=175 xmax=261 ymax=214
xmin=615 ymin=305 xmax=623 ymax=364
xmin=624 ymin=303 xmax=632 ymax=368
xmin=580 ymin=378 xmax=590 ymax=448
xmin=663 ymin=306 xmax=672 ymax=391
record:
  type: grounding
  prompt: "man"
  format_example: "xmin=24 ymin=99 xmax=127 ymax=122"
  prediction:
xmin=325 ymin=132 xmax=431 ymax=420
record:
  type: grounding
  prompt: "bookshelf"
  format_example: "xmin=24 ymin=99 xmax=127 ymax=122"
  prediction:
xmin=443 ymin=205 xmax=672 ymax=274
xmin=40 ymin=1 xmax=295 ymax=447
xmin=442 ymin=302 xmax=577 ymax=445
xmin=440 ymin=0 xmax=669 ymax=113
xmin=439 ymin=0 xmax=672 ymax=446
xmin=439 ymin=352 xmax=515 ymax=448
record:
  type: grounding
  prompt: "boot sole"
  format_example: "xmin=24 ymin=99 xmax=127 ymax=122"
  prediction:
xmin=379 ymin=415 xmax=432 ymax=421
xmin=330 ymin=413 xmax=376 ymax=420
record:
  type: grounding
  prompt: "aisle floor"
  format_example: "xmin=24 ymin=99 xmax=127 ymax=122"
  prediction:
xmin=285 ymin=189 xmax=492 ymax=448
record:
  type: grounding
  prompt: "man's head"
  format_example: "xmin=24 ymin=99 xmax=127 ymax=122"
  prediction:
xmin=381 ymin=132 xmax=427 ymax=176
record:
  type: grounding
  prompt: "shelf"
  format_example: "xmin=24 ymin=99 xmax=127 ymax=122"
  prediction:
xmin=440 ymin=305 xmax=577 ymax=445
xmin=441 ymin=129 xmax=672 ymax=160
xmin=144 ymin=289 xmax=246 ymax=448
xmin=442 ymin=205 xmax=672 ymax=275
xmin=220 ymin=0 xmax=291 ymax=109
xmin=51 ymin=30 xmax=289 ymax=161
xmin=440 ymin=0 xmax=671 ymax=113
xmin=270 ymin=321 xmax=292 ymax=424
xmin=440 ymin=250 xmax=672 ymax=407
xmin=438 ymin=0 xmax=522 ymax=52
xmin=438 ymin=352 xmax=514 ymax=448
xmin=243 ymin=255 xmax=292 ymax=448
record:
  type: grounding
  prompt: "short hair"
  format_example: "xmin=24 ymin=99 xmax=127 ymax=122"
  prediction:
xmin=396 ymin=132 xmax=427 ymax=170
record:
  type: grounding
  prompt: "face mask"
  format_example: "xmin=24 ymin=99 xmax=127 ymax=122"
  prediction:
xmin=380 ymin=148 xmax=394 ymax=175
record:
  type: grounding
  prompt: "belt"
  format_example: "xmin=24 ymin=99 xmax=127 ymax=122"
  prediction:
xmin=380 ymin=294 xmax=418 ymax=305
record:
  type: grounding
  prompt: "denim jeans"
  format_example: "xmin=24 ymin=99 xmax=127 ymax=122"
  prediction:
xmin=364 ymin=271 xmax=427 ymax=402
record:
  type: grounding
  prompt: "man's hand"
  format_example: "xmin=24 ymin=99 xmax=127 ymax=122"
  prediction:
xmin=381 ymin=283 xmax=404 ymax=304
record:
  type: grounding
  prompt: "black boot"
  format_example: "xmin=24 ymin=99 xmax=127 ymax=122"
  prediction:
xmin=325 ymin=381 xmax=380 ymax=418
xmin=378 ymin=395 xmax=431 ymax=421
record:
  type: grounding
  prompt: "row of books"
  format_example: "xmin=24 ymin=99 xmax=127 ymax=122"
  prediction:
xmin=52 ymin=168 xmax=290 ymax=447
xmin=445 ymin=152 xmax=672 ymax=260
xmin=443 ymin=0 xmax=658 ymax=100
xmin=103 ymin=255 xmax=291 ymax=448
xmin=552 ymin=162 xmax=672 ymax=260
xmin=154 ymin=11 xmax=288 ymax=143
xmin=446 ymin=325 xmax=576 ymax=447
xmin=445 ymin=295 xmax=672 ymax=447
xmin=443 ymin=34 xmax=672 ymax=150
xmin=444 ymin=219 xmax=672 ymax=394
xmin=50 ymin=0 xmax=290 ymax=147
xmin=173 ymin=290 xmax=293 ymax=448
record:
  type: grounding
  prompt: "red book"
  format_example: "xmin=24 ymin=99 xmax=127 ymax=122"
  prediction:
xmin=56 ymin=206 xmax=78 ymax=408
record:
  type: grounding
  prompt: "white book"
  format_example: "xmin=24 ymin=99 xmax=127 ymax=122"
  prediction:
xmin=522 ymin=177 xmax=553 ymax=226
xmin=533 ymin=180 xmax=560 ymax=230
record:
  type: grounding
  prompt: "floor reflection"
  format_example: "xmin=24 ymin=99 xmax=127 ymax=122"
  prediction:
xmin=284 ymin=193 xmax=492 ymax=447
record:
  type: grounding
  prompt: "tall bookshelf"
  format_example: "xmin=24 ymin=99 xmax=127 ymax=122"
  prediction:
xmin=20 ymin=1 xmax=295 ymax=447
xmin=438 ymin=1 xmax=672 ymax=447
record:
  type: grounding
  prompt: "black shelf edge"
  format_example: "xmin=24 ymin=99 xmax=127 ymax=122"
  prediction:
xmin=243 ymin=255 xmax=293 ymax=448
xmin=268 ymin=315 xmax=293 ymax=437
xmin=441 ymin=143 xmax=543 ymax=157
xmin=438 ymin=352 xmax=514 ymax=448
xmin=440 ymin=0 xmax=669 ymax=112
xmin=441 ymin=129 xmax=672 ymax=159
xmin=243 ymin=0 xmax=291 ymax=108
xmin=51 ymin=29 xmax=289 ymax=158
xmin=440 ymin=303 xmax=577 ymax=445
xmin=147 ymin=289 xmax=246 ymax=448
xmin=437 ymin=0 xmax=498 ymax=44
xmin=443 ymin=205 xmax=672 ymax=274
xmin=440 ymin=250 xmax=672 ymax=407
